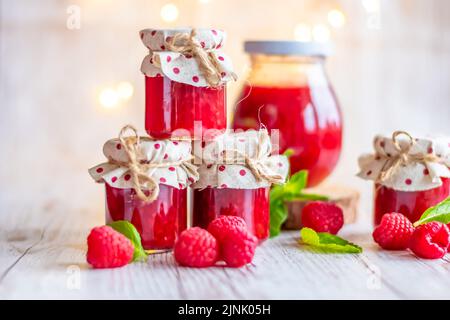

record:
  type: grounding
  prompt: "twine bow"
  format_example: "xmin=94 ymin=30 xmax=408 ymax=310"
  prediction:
xmin=159 ymin=29 xmax=237 ymax=87
xmin=221 ymin=130 xmax=285 ymax=185
xmin=109 ymin=125 xmax=198 ymax=202
xmin=377 ymin=131 xmax=442 ymax=183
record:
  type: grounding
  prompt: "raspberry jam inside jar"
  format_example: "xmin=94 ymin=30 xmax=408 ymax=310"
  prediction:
xmin=233 ymin=42 xmax=342 ymax=187
xmin=105 ymin=184 xmax=187 ymax=250
xmin=374 ymin=178 xmax=450 ymax=225
xmin=145 ymin=76 xmax=226 ymax=139
xmin=193 ymin=187 xmax=270 ymax=241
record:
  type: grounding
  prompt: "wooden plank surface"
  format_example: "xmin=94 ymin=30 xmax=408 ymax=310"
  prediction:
xmin=1 ymin=198 xmax=450 ymax=300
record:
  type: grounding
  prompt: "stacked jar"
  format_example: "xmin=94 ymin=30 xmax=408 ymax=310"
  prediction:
xmin=92 ymin=27 xmax=236 ymax=251
xmin=89 ymin=28 xmax=289 ymax=251
xmin=139 ymin=28 xmax=236 ymax=140
xmin=89 ymin=126 xmax=199 ymax=251
xmin=191 ymin=129 xmax=289 ymax=241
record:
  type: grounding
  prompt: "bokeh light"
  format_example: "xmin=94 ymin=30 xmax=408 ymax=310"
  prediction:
xmin=160 ymin=3 xmax=179 ymax=22
xmin=99 ymin=88 xmax=119 ymax=109
xmin=328 ymin=9 xmax=346 ymax=28
xmin=294 ymin=23 xmax=312 ymax=42
xmin=116 ymin=82 xmax=134 ymax=100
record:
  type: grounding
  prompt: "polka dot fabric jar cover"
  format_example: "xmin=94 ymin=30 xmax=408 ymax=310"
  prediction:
xmin=140 ymin=28 xmax=235 ymax=87
xmin=191 ymin=129 xmax=289 ymax=241
xmin=89 ymin=136 xmax=198 ymax=190
xmin=192 ymin=129 xmax=289 ymax=190
xmin=358 ymin=132 xmax=450 ymax=224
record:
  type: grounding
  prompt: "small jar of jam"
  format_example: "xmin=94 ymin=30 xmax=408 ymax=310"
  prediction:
xmin=232 ymin=41 xmax=342 ymax=187
xmin=192 ymin=129 xmax=289 ymax=241
xmin=89 ymin=126 xmax=199 ymax=250
xmin=104 ymin=184 xmax=187 ymax=250
xmin=373 ymin=179 xmax=450 ymax=225
xmin=140 ymin=28 xmax=236 ymax=139
xmin=358 ymin=131 xmax=450 ymax=225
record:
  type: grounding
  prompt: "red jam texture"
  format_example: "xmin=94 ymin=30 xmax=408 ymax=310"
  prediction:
xmin=145 ymin=76 xmax=226 ymax=139
xmin=105 ymin=184 xmax=187 ymax=250
xmin=233 ymin=85 xmax=342 ymax=187
xmin=193 ymin=187 xmax=270 ymax=241
xmin=374 ymin=178 xmax=450 ymax=225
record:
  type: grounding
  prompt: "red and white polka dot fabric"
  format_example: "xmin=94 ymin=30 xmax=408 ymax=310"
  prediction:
xmin=192 ymin=129 xmax=289 ymax=189
xmin=139 ymin=28 xmax=235 ymax=87
xmin=358 ymin=134 xmax=450 ymax=192
xmin=89 ymin=137 xmax=198 ymax=190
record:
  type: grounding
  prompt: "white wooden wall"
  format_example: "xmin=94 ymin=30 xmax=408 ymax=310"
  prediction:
xmin=1 ymin=0 xmax=449 ymax=226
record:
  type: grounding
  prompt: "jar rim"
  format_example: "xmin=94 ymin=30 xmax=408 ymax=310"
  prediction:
xmin=244 ymin=41 xmax=332 ymax=57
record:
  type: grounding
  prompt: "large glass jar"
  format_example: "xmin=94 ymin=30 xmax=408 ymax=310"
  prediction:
xmin=193 ymin=187 xmax=270 ymax=241
xmin=232 ymin=41 xmax=342 ymax=187
xmin=145 ymin=76 xmax=227 ymax=139
xmin=105 ymin=184 xmax=187 ymax=250
xmin=374 ymin=178 xmax=450 ymax=225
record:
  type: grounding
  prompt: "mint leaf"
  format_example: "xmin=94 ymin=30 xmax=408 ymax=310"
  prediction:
xmin=108 ymin=220 xmax=147 ymax=262
xmin=282 ymin=148 xmax=295 ymax=158
xmin=414 ymin=197 xmax=450 ymax=227
xmin=300 ymin=227 xmax=362 ymax=254
xmin=269 ymin=170 xmax=328 ymax=237
xmin=269 ymin=171 xmax=308 ymax=237
xmin=269 ymin=197 xmax=287 ymax=237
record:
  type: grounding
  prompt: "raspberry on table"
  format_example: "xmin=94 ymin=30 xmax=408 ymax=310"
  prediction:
xmin=301 ymin=201 xmax=344 ymax=235
xmin=207 ymin=215 xmax=248 ymax=243
xmin=372 ymin=213 xmax=415 ymax=250
xmin=222 ymin=230 xmax=258 ymax=268
xmin=86 ymin=226 xmax=134 ymax=269
xmin=409 ymin=222 xmax=450 ymax=259
xmin=174 ymin=227 xmax=219 ymax=268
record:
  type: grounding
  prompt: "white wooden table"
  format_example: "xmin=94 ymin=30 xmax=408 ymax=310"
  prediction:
xmin=1 ymin=199 xmax=450 ymax=300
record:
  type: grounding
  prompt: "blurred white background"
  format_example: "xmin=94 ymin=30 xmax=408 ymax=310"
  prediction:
xmin=0 ymin=0 xmax=449 ymax=226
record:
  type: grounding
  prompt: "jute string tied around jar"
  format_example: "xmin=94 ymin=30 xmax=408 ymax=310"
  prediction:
xmin=162 ymin=29 xmax=237 ymax=87
xmin=220 ymin=130 xmax=285 ymax=185
xmin=376 ymin=130 xmax=442 ymax=183
xmin=108 ymin=125 xmax=198 ymax=202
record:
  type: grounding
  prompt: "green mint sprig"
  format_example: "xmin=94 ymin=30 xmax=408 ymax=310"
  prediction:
xmin=300 ymin=227 xmax=362 ymax=254
xmin=108 ymin=220 xmax=148 ymax=262
xmin=414 ymin=197 xmax=450 ymax=227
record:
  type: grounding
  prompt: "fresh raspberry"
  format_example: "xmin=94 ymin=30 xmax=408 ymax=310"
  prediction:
xmin=174 ymin=227 xmax=219 ymax=268
xmin=409 ymin=222 xmax=450 ymax=259
xmin=207 ymin=215 xmax=248 ymax=243
xmin=222 ymin=231 xmax=258 ymax=268
xmin=372 ymin=213 xmax=414 ymax=250
xmin=86 ymin=226 xmax=134 ymax=269
xmin=301 ymin=201 xmax=344 ymax=234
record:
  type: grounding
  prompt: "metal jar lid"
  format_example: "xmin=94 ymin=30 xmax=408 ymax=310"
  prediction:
xmin=244 ymin=41 xmax=332 ymax=57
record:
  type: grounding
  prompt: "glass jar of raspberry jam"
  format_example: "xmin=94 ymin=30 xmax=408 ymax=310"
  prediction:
xmin=105 ymin=184 xmax=187 ymax=250
xmin=358 ymin=132 xmax=450 ymax=225
xmin=89 ymin=126 xmax=199 ymax=251
xmin=193 ymin=187 xmax=270 ymax=241
xmin=145 ymin=75 xmax=226 ymax=139
xmin=232 ymin=41 xmax=342 ymax=187
xmin=192 ymin=129 xmax=289 ymax=242
xmin=140 ymin=28 xmax=236 ymax=139
xmin=374 ymin=178 xmax=450 ymax=225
